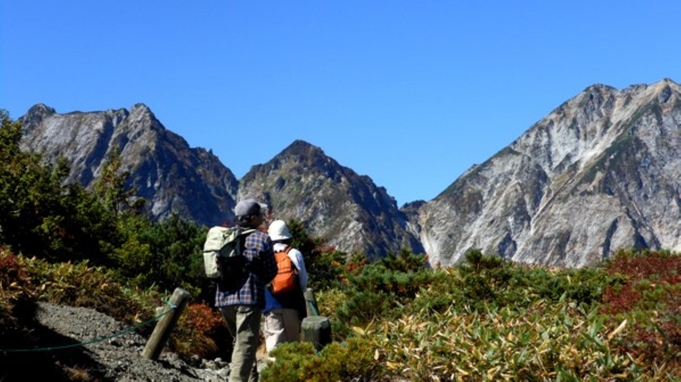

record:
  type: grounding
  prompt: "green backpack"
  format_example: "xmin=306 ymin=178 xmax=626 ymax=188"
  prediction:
xmin=202 ymin=226 xmax=256 ymax=283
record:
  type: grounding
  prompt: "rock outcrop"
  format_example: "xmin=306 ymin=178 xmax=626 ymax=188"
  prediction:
xmin=419 ymin=79 xmax=681 ymax=267
xmin=18 ymin=78 xmax=681 ymax=267
xmin=20 ymin=104 xmax=238 ymax=226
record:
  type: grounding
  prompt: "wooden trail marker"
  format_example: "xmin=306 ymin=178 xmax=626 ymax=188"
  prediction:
xmin=300 ymin=288 xmax=331 ymax=351
xmin=303 ymin=287 xmax=319 ymax=317
xmin=142 ymin=287 xmax=191 ymax=360
xmin=301 ymin=316 xmax=332 ymax=352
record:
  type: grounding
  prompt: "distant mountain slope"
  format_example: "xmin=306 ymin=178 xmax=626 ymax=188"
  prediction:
xmin=18 ymin=105 xmax=423 ymax=258
xmin=419 ymin=79 xmax=681 ymax=267
xmin=16 ymin=78 xmax=681 ymax=266
xmin=238 ymin=140 xmax=424 ymax=259
xmin=20 ymin=104 xmax=239 ymax=226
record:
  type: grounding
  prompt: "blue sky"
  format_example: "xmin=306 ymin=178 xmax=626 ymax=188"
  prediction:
xmin=2 ymin=1 xmax=680 ymax=207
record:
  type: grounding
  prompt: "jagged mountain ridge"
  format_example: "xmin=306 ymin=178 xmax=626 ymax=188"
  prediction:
xmin=420 ymin=79 xmax=681 ymax=267
xmin=18 ymin=105 xmax=422 ymax=258
xmin=15 ymin=78 xmax=681 ymax=267
xmin=19 ymin=104 xmax=239 ymax=226
xmin=237 ymin=140 xmax=424 ymax=259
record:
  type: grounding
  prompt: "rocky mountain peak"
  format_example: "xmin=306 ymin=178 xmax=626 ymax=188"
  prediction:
xmin=127 ymin=103 xmax=160 ymax=128
xmin=281 ymin=139 xmax=320 ymax=155
xmin=240 ymin=141 xmax=423 ymax=258
xmin=652 ymin=79 xmax=680 ymax=105
xmin=27 ymin=103 xmax=56 ymax=116
xmin=19 ymin=105 xmax=239 ymax=226
xmin=16 ymin=78 xmax=680 ymax=266
xmin=130 ymin=103 xmax=152 ymax=113
xmin=265 ymin=139 xmax=342 ymax=181
xmin=421 ymin=78 xmax=681 ymax=268
xmin=22 ymin=104 xmax=56 ymax=126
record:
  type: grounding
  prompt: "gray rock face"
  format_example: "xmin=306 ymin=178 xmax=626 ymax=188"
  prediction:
xmin=419 ymin=79 xmax=681 ymax=267
xmin=18 ymin=78 xmax=681 ymax=267
xmin=20 ymin=104 xmax=239 ymax=227
xmin=19 ymin=107 xmax=422 ymax=258
xmin=238 ymin=140 xmax=424 ymax=260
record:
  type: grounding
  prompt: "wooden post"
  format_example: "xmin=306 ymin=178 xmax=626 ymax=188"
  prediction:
xmin=301 ymin=288 xmax=331 ymax=350
xmin=142 ymin=287 xmax=191 ymax=360
xmin=301 ymin=316 xmax=332 ymax=351
xmin=303 ymin=287 xmax=319 ymax=317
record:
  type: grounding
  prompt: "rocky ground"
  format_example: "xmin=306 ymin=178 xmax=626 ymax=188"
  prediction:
xmin=8 ymin=302 xmax=269 ymax=381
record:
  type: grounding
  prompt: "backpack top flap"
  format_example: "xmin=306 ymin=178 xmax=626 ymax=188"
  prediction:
xmin=203 ymin=226 xmax=257 ymax=281
xmin=203 ymin=227 xmax=256 ymax=257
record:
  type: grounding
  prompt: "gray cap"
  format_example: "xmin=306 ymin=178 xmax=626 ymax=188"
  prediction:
xmin=234 ymin=198 xmax=261 ymax=217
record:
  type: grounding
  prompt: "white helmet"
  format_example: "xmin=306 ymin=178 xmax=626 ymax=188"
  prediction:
xmin=268 ymin=219 xmax=292 ymax=241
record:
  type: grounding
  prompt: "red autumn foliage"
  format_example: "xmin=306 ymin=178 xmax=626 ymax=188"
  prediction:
xmin=600 ymin=284 xmax=641 ymax=315
xmin=0 ymin=248 xmax=33 ymax=302
xmin=601 ymin=250 xmax=681 ymax=374
xmin=606 ymin=251 xmax=681 ymax=284
xmin=181 ymin=303 xmax=227 ymax=338
xmin=601 ymin=250 xmax=680 ymax=314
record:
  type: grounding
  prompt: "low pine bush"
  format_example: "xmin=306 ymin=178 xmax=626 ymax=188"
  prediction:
xmin=333 ymin=251 xmax=437 ymax=336
xmin=261 ymin=336 xmax=382 ymax=382
xmin=291 ymin=249 xmax=681 ymax=380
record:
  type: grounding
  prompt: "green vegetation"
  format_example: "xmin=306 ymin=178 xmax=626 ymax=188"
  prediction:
xmin=1 ymin=111 xmax=680 ymax=380
xmin=262 ymin=249 xmax=680 ymax=381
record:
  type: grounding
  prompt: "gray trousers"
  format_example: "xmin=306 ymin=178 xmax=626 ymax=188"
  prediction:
xmin=220 ymin=305 xmax=261 ymax=382
xmin=264 ymin=308 xmax=301 ymax=353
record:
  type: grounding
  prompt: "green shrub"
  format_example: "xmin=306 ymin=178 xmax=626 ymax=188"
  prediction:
xmin=288 ymin=219 xmax=346 ymax=291
xmin=112 ymin=213 xmax=208 ymax=298
xmin=334 ymin=258 xmax=437 ymax=330
xmin=261 ymin=336 xmax=383 ymax=382
xmin=0 ymin=112 xmax=119 ymax=265
xmin=453 ymin=249 xmax=614 ymax=310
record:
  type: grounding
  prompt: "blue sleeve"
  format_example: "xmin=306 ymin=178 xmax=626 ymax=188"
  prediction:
xmin=259 ymin=235 xmax=278 ymax=283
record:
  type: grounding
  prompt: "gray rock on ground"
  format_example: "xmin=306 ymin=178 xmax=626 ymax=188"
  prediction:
xmin=35 ymin=302 xmax=268 ymax=381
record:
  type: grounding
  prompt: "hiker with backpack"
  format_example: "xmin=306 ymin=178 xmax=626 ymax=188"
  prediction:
xmin=214 ymin=199 xmax=277 ymax=382
xmin=263 ymin=219 xmax=309 ymax=356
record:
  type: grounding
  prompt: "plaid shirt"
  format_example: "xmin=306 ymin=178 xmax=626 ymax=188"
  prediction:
xmin=215 ymin=230 xmax=277 ymax=309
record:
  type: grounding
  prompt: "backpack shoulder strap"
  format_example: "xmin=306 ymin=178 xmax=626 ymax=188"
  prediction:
xmin=234 ymin=228 xmax=258 ymax=257
xmin=275 ymin=245 xmax=298 ymax=273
